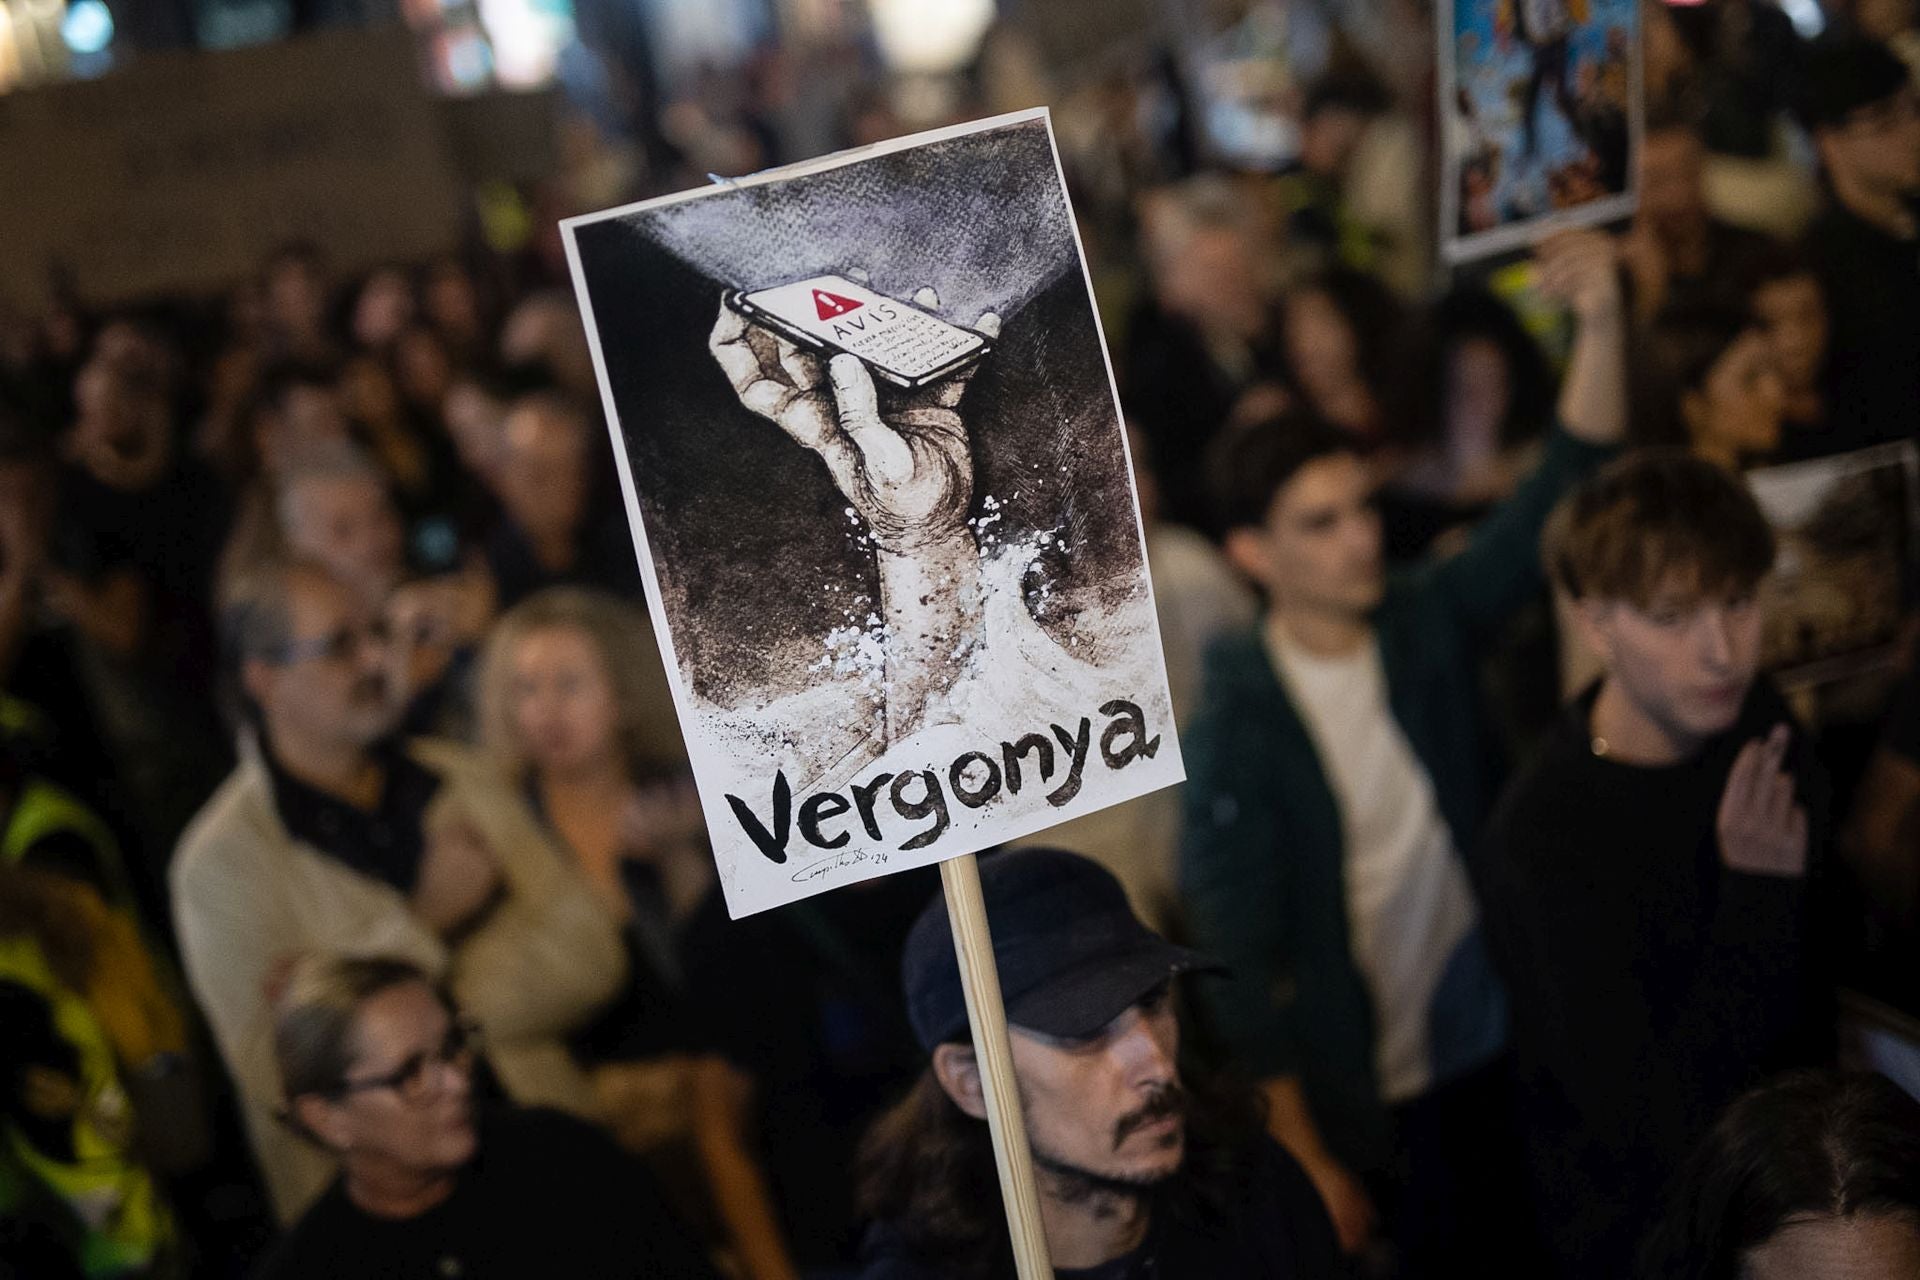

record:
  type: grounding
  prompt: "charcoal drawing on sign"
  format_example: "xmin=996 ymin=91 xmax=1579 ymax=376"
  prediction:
xmin=566 ymin=113 xmax=1183 ymax=916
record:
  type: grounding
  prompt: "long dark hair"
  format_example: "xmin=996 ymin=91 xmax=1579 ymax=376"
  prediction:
xmin=1398 ymin=284 xmax=1555 ymax=453
xmin=1280 ymin=267 xmax=1409 ymax=427
xmin=1629 ymin=301 xmax=1756 ymax=450
xmin=854 ymin=1053 xmax=1269 ymax=1278
xmin=1637 ymin=1070 xmax=1920 ymax=1280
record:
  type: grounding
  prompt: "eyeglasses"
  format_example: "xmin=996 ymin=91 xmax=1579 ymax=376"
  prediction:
xmin=272 ymin=619 xmax=392 ymax=666
xmin=331 ymin=1019 xmax=481 ymax=1105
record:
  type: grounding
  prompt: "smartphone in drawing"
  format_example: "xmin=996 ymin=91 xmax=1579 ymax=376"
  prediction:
xmin=724 ymin=275 xmax=991 ymax=389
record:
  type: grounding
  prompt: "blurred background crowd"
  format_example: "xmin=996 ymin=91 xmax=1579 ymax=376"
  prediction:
xmin=8 ymin=0 xmax=1920 ymax=1276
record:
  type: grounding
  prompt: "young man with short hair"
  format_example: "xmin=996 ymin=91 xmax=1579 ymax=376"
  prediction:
xmin=1179 ymin=230 xmax=1627 ymax=1273
xmin=853 ymin=847 xmax=1340 ymax=1279
xmin=1473 ymin=452 xmax=1829 ymax=1280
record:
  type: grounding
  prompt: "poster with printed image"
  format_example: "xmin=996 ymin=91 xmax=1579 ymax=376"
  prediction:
xmin=1440 ymin=0 xmax=1640 ymax=262
xmin=1746 ymin=442 xmax=1920 ymax=687
xmin=562 ymin=109 xmax=1185 ymax=919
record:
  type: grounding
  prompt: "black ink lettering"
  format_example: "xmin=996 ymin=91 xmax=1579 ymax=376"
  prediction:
xmin=799 ymin=792 xmax=853 ymax=849
xmin=1047 ymin=718 xmax=1093 ymax=807
xmin=1002 ymin=734 xmax=1055 ymax=795
xmin=1099 ymin=700 xmax=1163 ymax=769
xmin=949 ymin=752 xmax=1002 ymax=809
xmin=890 ymin=771 xmax=951 ymax=851
xmin=726 ymin=771 xmax=792 ymax=864
xmin=851 ymin=772 xmax=896 ymax=841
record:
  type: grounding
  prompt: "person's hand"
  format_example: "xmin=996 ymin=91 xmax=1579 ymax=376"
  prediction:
xmin=412 ymin=819 xmax=504 ymax=937
xmin=709 ymin=285 xmax=1000 ymax=554
xmin=388 ymin=571 xmax=495 ymax=653
xmin=1227 ymin=381 xmax=1293 ymax=432
xmin=1616 ymin=223 xmax=1669 ymax=323
xmin=1534 ymin=229 xmax=1624 ymax=323
xmin=618 ymin=778 xmax=707 ymax=860
xmin=1718 ymin=724 xmax=1810 ymax=878
xmin=1299 ymin=1153 xmax=1377 ymax=1255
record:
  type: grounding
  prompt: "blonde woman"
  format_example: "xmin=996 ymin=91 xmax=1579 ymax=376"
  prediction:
xmin=476 ymin=588 xmax=797 ymax=1280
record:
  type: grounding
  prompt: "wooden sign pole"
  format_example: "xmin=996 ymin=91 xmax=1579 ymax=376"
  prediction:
xmin=939 ymin=853 xmax=1054 ymax=1278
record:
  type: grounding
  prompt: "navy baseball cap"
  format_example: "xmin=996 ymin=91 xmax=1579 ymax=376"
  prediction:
xmin=902 ymin=848 xmax=1225 ymax=1052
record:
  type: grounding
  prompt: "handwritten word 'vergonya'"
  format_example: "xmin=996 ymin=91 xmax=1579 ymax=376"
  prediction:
xmin=724 ymin=699 xmax=1161 ymax=864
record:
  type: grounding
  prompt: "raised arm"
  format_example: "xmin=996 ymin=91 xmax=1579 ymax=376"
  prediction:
xmin=709 ymin=289 xmax=1000 ymax=745
xmin=1423 ymin=231 xmax=1626 ymax=634
xmin=1543 ymin=230 xmax=1629 ymax=448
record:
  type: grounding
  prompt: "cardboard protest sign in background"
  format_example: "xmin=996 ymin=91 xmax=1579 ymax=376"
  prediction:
xmin=564 ymin=110 xmax=1185 ymax=918
xmin=1440 ymin=0 xmax=1640 ymax=262
xmin=1747 ymin=442 xmax=1920 ymax=687
xmin=0 ymin=27 xmax=464 ymax=311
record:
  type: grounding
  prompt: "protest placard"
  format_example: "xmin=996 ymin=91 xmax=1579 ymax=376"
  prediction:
xmin=1746 ymin=441 xmax=1920 ymax=688
xmin=562 ymin=109 xmax=1185 ymax=922
xmin=0 ymin=27 xmax=461 ymax=310
xmin=1439 ymin=0 xmax=1640 ymax=262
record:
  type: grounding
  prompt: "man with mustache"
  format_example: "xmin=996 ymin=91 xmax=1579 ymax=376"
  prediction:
xmin=171 ymin=559 xmax=625 ymax=1224
xmin=854 ymin=847 xmax=1341 ymax=1278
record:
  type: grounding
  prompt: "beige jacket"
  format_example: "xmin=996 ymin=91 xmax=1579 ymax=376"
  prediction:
xmin=171 ymin=738 xmax=626 ymax=1222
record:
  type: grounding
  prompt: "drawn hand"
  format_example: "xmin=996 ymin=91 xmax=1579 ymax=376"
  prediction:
xmin=710 ymin=285 xmax=1000 ymax=554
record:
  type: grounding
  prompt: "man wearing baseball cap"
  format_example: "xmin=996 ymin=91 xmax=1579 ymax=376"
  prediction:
xmin=853 ymin=847 xmax=1342 ymax=1278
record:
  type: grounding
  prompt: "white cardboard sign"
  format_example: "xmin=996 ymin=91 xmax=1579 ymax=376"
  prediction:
xmin=563 ymin=110 xmax=1185 ymax=917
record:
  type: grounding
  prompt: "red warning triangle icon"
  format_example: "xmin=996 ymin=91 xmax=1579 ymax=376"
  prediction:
xmin=813 ymin=289 xmax=864 ymax=321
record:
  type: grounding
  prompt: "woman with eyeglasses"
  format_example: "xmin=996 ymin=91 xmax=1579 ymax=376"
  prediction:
xmin=254 ymin=952 xmax=718 ymax=1280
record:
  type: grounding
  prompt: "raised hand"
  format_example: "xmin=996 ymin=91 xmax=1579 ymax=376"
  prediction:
xmin=412 ymin=819 xmax=504 ymax=938
xmin=709 ymin=285 xmax=1000 ymax=554
xmin=1534 ymin=228 xmax=1624 ymax=322
xmin=1716 ymin=723 xmax=1810 ymax=878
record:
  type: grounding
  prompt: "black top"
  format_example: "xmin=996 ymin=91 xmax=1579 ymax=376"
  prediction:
xmin=483 ymin=508 xmax=642 ymax=611
xmin=1648 ymin=219 xmax=1774 ymax=322
xmin=263 ymin=738 xmax=442 ymax=893
xmin=855 ymin=1134 xmax=1342 ymax=1280
xmin=681 ymin=869 xmax=937 ymax=1266
xmin=52 ymin=460 xmax=227 ymax=685
xmin=1472 ymin=682 xmax=1831 ymax=1280
xmin=1805 ymin=201 xmax=1920 ymax=453
xmin=1119 ymin=300 xmax=1289 ymax=538
xmin=252 ymin=1107 xmax=718 ymax=1280
xmin=1882 ymin=668 xmax=1920 ymax=766
xmin=523 ymin=780 xmax=714 ymax=1064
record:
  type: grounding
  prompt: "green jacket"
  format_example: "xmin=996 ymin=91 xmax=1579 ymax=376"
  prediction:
xmin=1179 ymin=428 xmax=1611 ymax=1171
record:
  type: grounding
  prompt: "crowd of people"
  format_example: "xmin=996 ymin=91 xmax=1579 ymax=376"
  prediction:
xmin=7 ymin=6 xmax=1920 ymax=1279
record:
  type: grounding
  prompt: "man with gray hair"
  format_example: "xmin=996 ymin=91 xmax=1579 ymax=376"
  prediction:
xmin=273 ymin=441 xmax=407 ymax=610
xmin=171 ymin=558 xmax=625 ymax=1222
